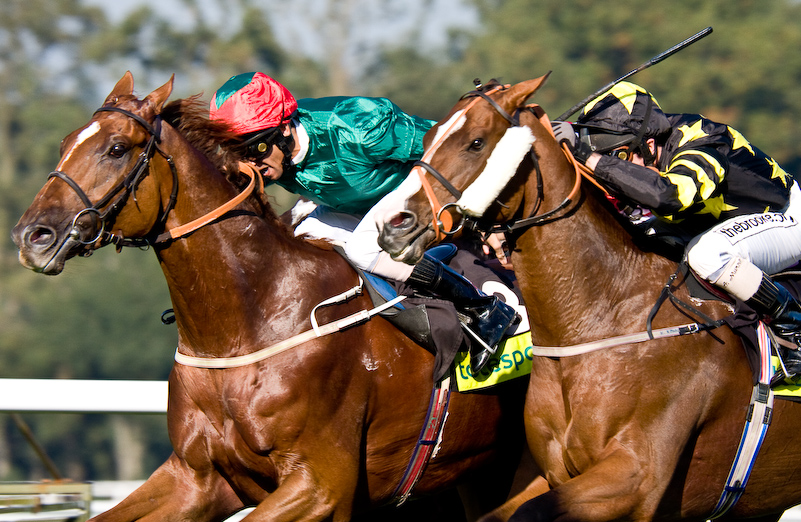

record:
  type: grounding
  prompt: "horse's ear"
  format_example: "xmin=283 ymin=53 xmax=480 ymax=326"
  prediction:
xmin=507 ymin=72 xmax=552 ymax=107
xmin=104 ymin=71 xmax=135 ymax=105
xmin=145 ymin=74 xmax=174 ymax=113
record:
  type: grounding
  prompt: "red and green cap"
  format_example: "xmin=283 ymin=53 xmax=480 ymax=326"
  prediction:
xmin=210 ymin=72 xmax=298 ymax=135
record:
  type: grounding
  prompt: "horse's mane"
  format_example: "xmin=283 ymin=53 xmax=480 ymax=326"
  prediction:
xmin=160 ymin=96 xmax=281 ymax=221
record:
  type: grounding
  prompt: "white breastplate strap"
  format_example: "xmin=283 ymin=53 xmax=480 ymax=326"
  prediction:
xmin=528 ymin=322 xmax=703 ymax=357
xmin=174 ymin=280 xmax=406 ymax=369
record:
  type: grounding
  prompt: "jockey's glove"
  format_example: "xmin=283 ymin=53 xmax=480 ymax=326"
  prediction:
xmin=551 ymin=121 xmax=576 ymax=147
xmin=551 ymin=121 xmax=593 ymax=164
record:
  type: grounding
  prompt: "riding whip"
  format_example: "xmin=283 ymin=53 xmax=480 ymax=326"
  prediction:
xmin=555 ymin=26 xmax=713 ymax=122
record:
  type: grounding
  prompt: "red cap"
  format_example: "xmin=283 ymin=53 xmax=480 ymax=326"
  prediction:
xmin=210 ymin=72 xmax=298 ymax=135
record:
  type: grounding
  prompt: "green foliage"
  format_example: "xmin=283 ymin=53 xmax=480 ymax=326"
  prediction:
xmin=1 ymin=249 xmax=175 ymax=381
xmin=372 ymin=0 xmax=801 ymax=172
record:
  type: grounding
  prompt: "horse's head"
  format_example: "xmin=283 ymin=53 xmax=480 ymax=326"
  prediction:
xmin=12 ymin=71 xmax=175 ymax=274
xmin=376 ymin=74 xmax=551 ymax=264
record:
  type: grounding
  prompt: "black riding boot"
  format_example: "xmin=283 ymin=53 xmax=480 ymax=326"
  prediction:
xmin=407 ymin=254 xmax=519 ymax=372
xmin=746 ymin=273 xmax=801 ymax=381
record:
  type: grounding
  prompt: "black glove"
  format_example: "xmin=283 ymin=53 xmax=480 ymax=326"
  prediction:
xmin=551 ymin=121 xmax=593 ymax=164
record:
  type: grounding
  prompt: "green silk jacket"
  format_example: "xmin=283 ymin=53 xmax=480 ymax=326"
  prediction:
xmin=273 ymin=96 xmax=435 ymax=215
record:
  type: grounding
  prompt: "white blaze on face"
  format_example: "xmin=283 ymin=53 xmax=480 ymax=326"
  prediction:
xmin=373 ymin=172 xmax=424 ymax=228
xmin=456 ymin=125 xmax=535 ymax=217
xmin=56 ymin=122 xmax=101 ymax=171
xmin=424 ymin=109 xmax=467 ymax=160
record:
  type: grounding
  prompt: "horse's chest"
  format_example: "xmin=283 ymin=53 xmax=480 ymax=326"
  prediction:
xmin=174 ymin=373 xmax=299 ymax=474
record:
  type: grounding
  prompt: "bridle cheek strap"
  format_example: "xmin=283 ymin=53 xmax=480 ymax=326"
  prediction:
xmin=412 ymin=84 xmax=510 ymax=241
xmin=414 ymin=163 xmax=454 ymax=242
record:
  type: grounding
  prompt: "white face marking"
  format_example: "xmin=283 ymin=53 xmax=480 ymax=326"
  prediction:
xmin=372 ymin=172 xmax=424 ymax=226
xmin=373 ymin=110 xmax=467 ymax=223
xmin=422 ymin=109 xmax=466 ymax=161
xmin=456 ymin=125 xmax=535 ymax=216
xmin=56 ymin=122 xmax=101 ymax=171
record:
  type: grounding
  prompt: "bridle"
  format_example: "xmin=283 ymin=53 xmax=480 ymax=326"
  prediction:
xmin=47 ymin=105 xmax=263 ymax=256
xmin=48 ymin=106 xmax=179 ymax=252
xmin=412 ymin=83 xmax=601 ymax=242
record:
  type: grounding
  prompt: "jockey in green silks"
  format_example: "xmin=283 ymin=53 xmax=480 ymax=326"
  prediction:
xmin=210 ymin=72 xmax=519 ymax=371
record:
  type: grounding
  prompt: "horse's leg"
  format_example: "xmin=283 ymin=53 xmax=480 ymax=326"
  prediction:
xmin=90 ymin=453 xmax=242 ymax=522
xmin=506 ymin=447 xmax=652 ymax=522
xmin=238 ymin=453 xmax=360 ymax=522
xmin=477 ymin=476 xmax=551 ymax=522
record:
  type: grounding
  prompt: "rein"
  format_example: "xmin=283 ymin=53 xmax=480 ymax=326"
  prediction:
xmin=497 ymin=104 xmax=610 ymax=233
xmin=48 ymin=105 xmax=264 ymax=253
xmin=153 ymin=161 xmax=264 ymax=244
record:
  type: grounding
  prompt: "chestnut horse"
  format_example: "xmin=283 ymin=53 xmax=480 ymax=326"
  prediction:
xmin=11 ymin=72 xmax=530 ymax=522
xmin=376 ymin=75 xmax=801 ymax=521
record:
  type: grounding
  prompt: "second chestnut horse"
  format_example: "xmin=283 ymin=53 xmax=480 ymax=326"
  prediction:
xmin=376 ymin=75 xmax=801 ymax=521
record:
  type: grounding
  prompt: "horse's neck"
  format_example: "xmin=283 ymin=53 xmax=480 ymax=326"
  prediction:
xmin=154 ymin=133 xmax=350 ymax=357
xmin=515 ymin=127 xmax=676 ymax=343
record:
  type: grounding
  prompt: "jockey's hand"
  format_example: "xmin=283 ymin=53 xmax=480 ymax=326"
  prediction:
xmin=551 ymin=121 xmax=577 ymax=147
xmin=483 ymin=232 xmax=513 ymax=271
xmin=551 ymin=121 xmax=593 ymax=164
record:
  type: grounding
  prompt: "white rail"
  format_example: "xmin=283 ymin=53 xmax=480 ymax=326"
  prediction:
xmin=0 ymin=379 xmax=167 ymax=414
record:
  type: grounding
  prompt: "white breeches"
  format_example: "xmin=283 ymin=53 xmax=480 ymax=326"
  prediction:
xmin=292 ymin=203 xmax=415 ymax=282
xmin=687 ymin=182 xmax=801 ymax=299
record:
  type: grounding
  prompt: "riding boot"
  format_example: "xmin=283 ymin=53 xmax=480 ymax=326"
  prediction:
xmin=407 ymin=254 xmax=519 ymax=372
xmin=745 ymin=273 xmax=801 ymax=382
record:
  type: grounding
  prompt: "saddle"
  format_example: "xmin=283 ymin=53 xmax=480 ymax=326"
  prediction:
xmin=337 ymin=244 xmax=526 ymax=384
xmin=605 ymin=197 xmax=801 ymax=392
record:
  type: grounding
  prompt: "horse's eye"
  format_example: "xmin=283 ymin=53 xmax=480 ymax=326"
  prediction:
xmin=109 ymin=143 xmax=128 ymax=158
xmin=469 ymin=138 xmax=484 ymax=151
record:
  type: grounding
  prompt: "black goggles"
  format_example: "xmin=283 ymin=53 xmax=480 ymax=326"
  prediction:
xmin=578 ymin=127 xmax=637 ymax=155
xmin=239 ymin=128 xmax=283 ymax=160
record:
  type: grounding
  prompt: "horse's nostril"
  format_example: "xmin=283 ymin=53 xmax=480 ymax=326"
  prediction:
xmin=26 ymin=226 xmax=55 ymax=247
xmin=389 ymin=212 xmax=415 ymax=230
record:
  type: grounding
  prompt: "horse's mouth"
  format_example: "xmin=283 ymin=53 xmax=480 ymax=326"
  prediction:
xmin=12 ymin=222 xmax=85 ymax=275
xmin=378 ymin=213 xmax=436 ymax=265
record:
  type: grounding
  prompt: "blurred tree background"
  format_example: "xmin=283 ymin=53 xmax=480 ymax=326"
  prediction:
xmin=1 ymin=0 xmax=800 ymax=482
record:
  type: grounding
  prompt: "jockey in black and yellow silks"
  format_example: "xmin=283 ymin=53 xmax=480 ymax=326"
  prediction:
xmin=555 ymin=81 xmax=801 ymax=374
xmin=577 ymin=82 xmax=791 ymax=235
